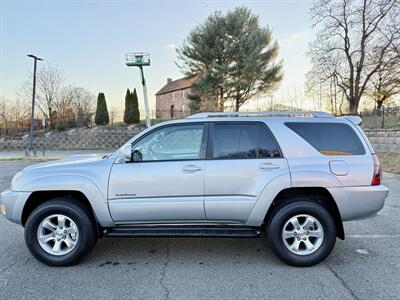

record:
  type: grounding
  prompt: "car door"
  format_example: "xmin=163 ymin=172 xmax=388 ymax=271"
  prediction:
xmin=204 ymin=122 xmax=288 ymax=223
xmin=108 ymin=123 xmax=208 ymax=223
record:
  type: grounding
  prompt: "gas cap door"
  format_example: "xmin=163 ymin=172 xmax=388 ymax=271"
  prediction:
xmin=329 ymin=160 xmax=349 ymax=176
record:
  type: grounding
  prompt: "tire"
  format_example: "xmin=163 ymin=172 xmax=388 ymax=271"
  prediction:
xmin=24 ymin=198 xmax=97 ymax=266
xmin=266 ymin=199 xmax=336 ymax=267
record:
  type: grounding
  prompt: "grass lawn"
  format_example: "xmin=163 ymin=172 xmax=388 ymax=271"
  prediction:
xmin=378 ymin=152 xmax=400 ymax=175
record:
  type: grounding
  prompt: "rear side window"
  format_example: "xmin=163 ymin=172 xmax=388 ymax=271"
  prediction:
xmin=258 ymin=125 xmax=281 ymax=158
xmin=213 ymin=124 xmax=257 ymax=159
xmin=285 ymin=122 xmax=366 ymax=155
xmin=212 ymin=123 xmax=281 ymax=159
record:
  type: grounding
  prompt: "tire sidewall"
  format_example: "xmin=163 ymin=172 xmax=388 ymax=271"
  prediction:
xmin=267 ymin=201 xmax=336 ymax=267
xmin=25 ymin=201 xmax=96 ymax=266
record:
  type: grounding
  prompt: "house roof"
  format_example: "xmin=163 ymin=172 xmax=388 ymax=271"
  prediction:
xmin=155 ymin=75 xmax=198 ymax=95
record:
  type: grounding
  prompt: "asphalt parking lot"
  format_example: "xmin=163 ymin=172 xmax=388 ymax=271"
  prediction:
xmin=0 ymin=161 xmax=399 ymax=300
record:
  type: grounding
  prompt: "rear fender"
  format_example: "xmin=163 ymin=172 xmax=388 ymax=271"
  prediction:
xmin=245 ymin=173 xmax=291 ymax=227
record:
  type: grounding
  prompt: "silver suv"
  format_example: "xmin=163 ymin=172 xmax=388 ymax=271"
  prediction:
xmin=1 ymin=111 xmax=388 ymax=267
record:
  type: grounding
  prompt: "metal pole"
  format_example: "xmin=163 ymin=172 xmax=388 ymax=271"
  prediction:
xmin=28 ymin=57 xmax=38 ymax=154
xmin=139 ymin=66 xmax=151 ymax=128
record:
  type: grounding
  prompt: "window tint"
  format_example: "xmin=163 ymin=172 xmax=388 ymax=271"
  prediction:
xmin=285 ymin=122 xmax=365 ymax=155
xmin=213 ymin=124 xmax=258 ymax=159
xmin=258 ymin=125 xmax=281 ymax=158
xmin=131 ymin=124 xmax=206 ymax=161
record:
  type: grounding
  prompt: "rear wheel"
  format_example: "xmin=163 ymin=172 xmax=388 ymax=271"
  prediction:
xmin=266 ymin=200 xmax=336 ymax=267
xmin=25 ymin=198 xmax=97 ymax=266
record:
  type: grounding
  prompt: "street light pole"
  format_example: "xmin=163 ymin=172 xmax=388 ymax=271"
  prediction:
xmin=27 ymin=54 xmax=43 ymax=155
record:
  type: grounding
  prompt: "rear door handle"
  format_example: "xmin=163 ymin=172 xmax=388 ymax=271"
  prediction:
xmin=182 ymin=165 xmax=203 ymax=173
xmin=259 ymin=162 xmax=280 ymax=171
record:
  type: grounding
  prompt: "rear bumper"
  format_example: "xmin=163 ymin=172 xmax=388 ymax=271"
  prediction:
xmin=0 ymin=189 xmax=31 ymax=225
xmin=328 ymin=185 xmax=389 ymax=221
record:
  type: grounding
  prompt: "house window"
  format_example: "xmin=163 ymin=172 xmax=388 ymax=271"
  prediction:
xmin=170 ymin=105 xmax=175 ymax=118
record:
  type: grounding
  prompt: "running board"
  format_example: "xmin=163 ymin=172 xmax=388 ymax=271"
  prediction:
xmin=103 ymin=226 xmax=261 ymax=238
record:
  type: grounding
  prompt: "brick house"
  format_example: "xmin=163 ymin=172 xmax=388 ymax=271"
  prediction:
xmin=155 ymin=76 xmax=198 ymax=119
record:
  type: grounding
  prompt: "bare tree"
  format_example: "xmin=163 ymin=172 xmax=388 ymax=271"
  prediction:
xmin=36 ymin=64 xmax=65 ymax=128
xmin=17 ymin=64 xmax=66 ymax=128
xmin=60 ymin=85 xmax=95 ymax=127
xmin=0 ymin=99 xmax=9 ymax=135
xmin=0 ymin=98 xmax=29 ymax=135
xmin=367 ymin=49 xmax=400 ymax=109
xmin=305 ymin=67 xmax=347 ymax=115
xmin=308 ymin=0 xmax=400 ymax=114
xmin=8 ymin=98 xmax=29 ymax=127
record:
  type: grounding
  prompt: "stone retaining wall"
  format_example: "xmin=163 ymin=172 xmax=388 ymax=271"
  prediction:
xmin=1 ymin=125 xmax=399 ymax=153
xmin=0 ymin=125 xmax=145 ymax=150
xmin=365 ymin=129 xmax=400 ymax=153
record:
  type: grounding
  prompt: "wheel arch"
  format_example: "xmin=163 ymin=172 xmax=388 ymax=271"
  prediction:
xmin=18 ymin=175 xmax=114 ymax=228
xmin=264 ymin=187 xmax=344 ymax=240
xmin=21 ymin=191 xmax=97 ymax=227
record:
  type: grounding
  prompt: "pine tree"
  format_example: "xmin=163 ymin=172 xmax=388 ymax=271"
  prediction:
xmin=95 ymin=92 xmax=109 ymax=125
xmin=132 ymin=88 xmax=140 ymax=123
xmin=178 ymin=6 xmax=283 ymax=111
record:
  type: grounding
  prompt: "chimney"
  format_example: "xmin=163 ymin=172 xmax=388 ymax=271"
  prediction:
xmin=167 ymin=78 xmax=172 ymax=84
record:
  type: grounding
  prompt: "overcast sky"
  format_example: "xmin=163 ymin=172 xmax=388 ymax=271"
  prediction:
xmin=0 ymin=0 xmax=313 ymax=112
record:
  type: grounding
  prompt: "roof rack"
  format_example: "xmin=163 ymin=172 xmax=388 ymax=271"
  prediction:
xmin=186 ymin=111 xmax=333 ymax=119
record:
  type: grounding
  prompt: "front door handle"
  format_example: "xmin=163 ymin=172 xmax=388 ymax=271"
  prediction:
xmin=259 ymin=162 xmax=280 ymax=171
xmin=182 ymin=165 xmax=203 ymax=173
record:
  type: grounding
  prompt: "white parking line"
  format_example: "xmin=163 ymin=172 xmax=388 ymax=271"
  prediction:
xmin=347 ymin=234 xmax=400 ymax=238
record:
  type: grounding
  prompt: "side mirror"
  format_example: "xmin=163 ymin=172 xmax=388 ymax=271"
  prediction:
xmin=119 ymin=143 xmax=132 ymax=161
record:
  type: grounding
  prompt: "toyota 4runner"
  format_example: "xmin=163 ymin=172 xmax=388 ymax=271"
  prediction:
xmin=0 ymin=111 xmax=388 ymax=267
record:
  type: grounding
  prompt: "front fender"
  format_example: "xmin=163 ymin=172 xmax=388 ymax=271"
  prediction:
xmin=19 ymin=175 xmax=114 ymax=227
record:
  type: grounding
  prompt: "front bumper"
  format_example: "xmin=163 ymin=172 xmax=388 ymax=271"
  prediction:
xmin=328 ymin=185 xmax=389 ymax=221
xmin=0 ymin=189 xmax=31 ymax=224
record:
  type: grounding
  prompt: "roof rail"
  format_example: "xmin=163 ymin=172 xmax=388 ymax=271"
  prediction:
xmin=186 ymin=111 xmax=333 ymax=119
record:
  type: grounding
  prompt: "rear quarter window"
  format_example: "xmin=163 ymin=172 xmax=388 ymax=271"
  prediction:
xmin=285 ymin=122 xmax=366 ymax=155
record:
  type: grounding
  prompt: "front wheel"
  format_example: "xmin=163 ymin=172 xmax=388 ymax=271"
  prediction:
xmin=25 ymin=198 xmax=97 ymax=266
xmin=266 ymin=200 xmax=336 ymax=267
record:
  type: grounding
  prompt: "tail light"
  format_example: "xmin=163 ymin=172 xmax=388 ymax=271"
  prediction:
xmin=371 ymin=154 xmax=382 ymax=185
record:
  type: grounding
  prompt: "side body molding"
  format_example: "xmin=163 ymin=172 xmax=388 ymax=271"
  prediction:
xmin=20 ymin=175 xmax=114 ymax=227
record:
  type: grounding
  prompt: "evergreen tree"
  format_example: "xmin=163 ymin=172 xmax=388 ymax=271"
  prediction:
xmin=132 ymin=88 xmax=140 ymax=123
xmin=95 ymin=92 xmax=109 ymax=125
xmin=124 ymin=88 xmax=135 ymax=124
xmin=178 ymin=6 xmax=283 ymax=111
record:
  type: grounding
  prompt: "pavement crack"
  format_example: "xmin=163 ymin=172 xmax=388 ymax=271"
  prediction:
xmin=317 ymin=282 xmax=328 ymax=297
xmin=325 ymin=263 xmax=359 ymax=300
xmin=160 ymin=241 xmax=170 ymax=300
xmin=0 ymin=257 xmax=33 ymax=274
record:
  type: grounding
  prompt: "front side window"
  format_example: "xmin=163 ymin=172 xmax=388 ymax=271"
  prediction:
xmin=131 ymin=124 xmax=206 ymax=162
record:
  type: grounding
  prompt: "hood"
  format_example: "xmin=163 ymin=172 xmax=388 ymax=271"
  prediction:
xmin=11 ymin=153 xmax=114 ymax=191
xmin=23 ymin=153 xmax=109 ymax=172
